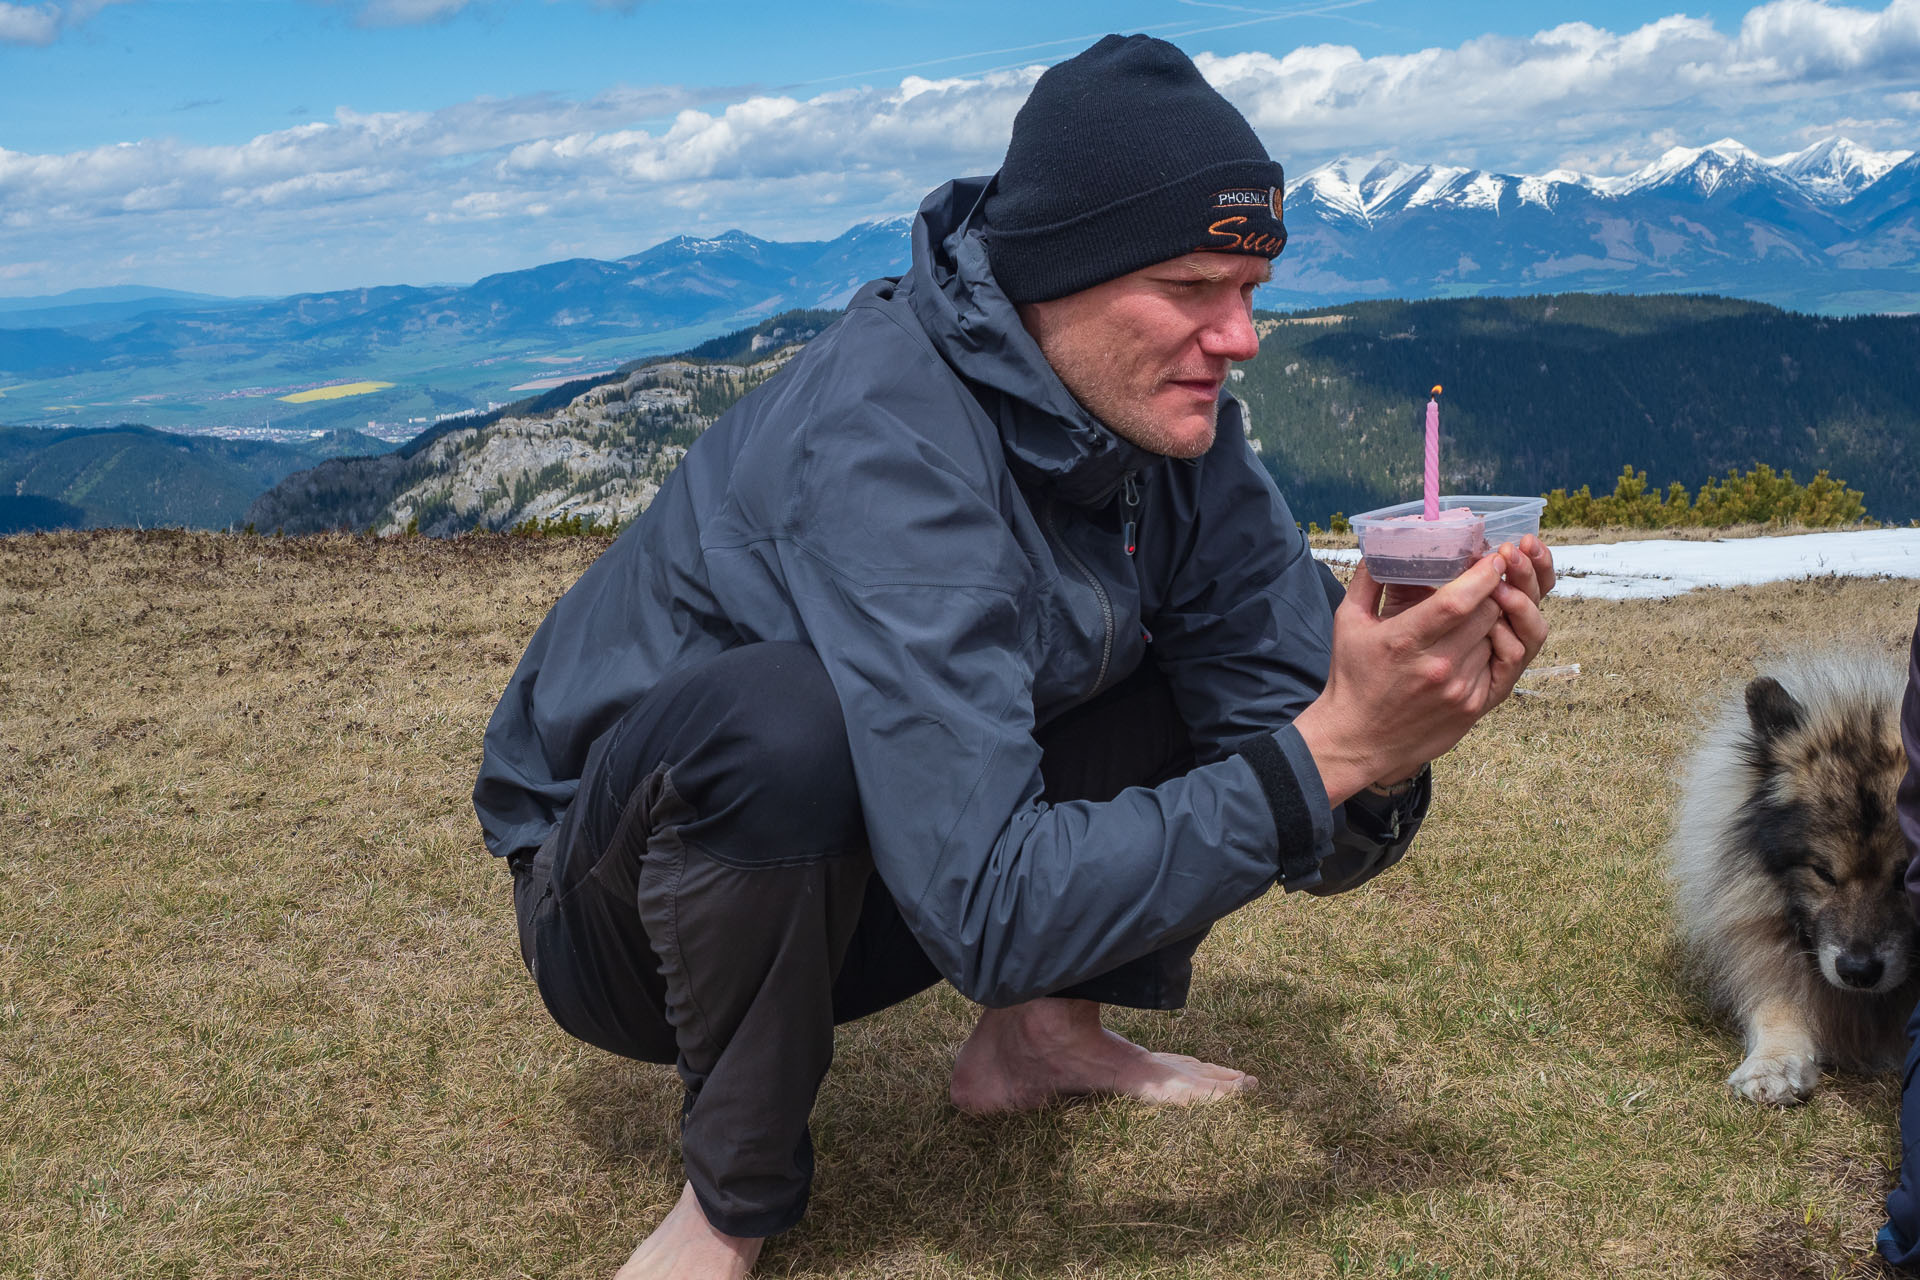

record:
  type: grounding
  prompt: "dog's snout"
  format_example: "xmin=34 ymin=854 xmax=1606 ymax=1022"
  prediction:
xmin=1835 ymin=949 xmax=1885 ymax=989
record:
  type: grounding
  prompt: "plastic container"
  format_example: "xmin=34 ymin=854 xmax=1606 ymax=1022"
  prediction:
xmin=1349 ymin=495 xmax=1546 ymax=585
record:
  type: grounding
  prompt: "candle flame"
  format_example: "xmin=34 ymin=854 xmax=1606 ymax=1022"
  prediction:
xmin=1430 ymin=385 xmax=1443 ymax=396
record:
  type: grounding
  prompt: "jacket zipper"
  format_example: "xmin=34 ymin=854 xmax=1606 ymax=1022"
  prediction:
xmin=1045 ymin=495 xmax=1114 ymax=701
xmin=1121 ymin=472 xmax=1140 ymax=556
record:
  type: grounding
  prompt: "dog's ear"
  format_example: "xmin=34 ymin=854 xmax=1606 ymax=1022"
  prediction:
xmin=1746 ymin=676 xmax=1806 ymax=741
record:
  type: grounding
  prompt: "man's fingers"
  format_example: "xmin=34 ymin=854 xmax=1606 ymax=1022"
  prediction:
xmin=1490 ymin=616 xmax=1526 ymax=671
xmin=1497 ymin=542 xmax=1543 ymax=605
xmin=1377 ymin=580 xmax=1437 ymax=621
xmin=1344 ymin=560 xmax=1386 ymax=621
xmin=1519 ymin=534 xmax=1556 ymax=597
xmin=1487 ymin=619 xmax=1529 ymax=703
xmin=1493 ymin=580 xmax=1549 ymax=657
xmin=1393 ymin=555 xmax=1504 ymax=644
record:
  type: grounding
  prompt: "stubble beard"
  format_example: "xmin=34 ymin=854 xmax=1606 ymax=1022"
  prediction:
xmin=1103 ymin=380 xmax=1219 ymax=459
xmin=1054 ymin=352 xmax=1221 ymax=460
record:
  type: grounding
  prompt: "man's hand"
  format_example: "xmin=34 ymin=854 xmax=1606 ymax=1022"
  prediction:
xmin=1295 ymin=534 xmax=1554 ymax=804
xmin=1377 ymin=533 xmax=1554 ymax=620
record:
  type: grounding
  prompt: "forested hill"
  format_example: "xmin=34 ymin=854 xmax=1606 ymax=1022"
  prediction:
xmin=0 ymin=423 xmax=389 ymax=533
xmin=1235 ymin=294 xmax=1920 ymax=524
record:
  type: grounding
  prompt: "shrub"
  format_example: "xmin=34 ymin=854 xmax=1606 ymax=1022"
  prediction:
xmin=1540 ymin=463 xmax=1868 ymax=530
xmin=508 ymin=513 xmax=621 ymax=538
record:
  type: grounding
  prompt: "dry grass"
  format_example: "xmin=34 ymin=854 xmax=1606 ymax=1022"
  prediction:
xmin=3 ymin=528 xmax=1917 ymax=1279
xmin=278 ymin=381 xmax=395 ymax=404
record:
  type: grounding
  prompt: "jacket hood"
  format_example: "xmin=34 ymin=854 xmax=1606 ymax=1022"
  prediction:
xmin=904 ymin=176 xmax=1152 ymax=507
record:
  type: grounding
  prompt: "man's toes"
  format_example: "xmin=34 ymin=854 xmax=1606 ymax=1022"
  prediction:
xmin=1173 ymin=1070 xmax=1257 ymax=1102
xmin=1152 ymin=1051 xmax=1250 ymax=1083
xmin=1153 ymin=1064 xmax=1258 ymax=1102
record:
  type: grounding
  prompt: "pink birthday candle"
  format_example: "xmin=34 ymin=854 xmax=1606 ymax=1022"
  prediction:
xmin=1424 ymin=385 xmax=1442 ymax=521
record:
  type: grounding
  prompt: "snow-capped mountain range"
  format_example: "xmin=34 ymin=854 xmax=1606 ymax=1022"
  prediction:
xmin=1272 ymin=137 xmax=1919 ymax=313
xmin=1296 ymin=137 xmax=1910 ymax=221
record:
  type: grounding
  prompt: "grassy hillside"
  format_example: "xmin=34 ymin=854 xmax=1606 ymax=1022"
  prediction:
xmin=1238 ymin=294 xmax=1920 ymax=525
xmin=3 ymin=529 xmax=1915 ymax=1278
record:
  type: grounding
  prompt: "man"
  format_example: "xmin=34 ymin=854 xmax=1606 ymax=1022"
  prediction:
xmin=475 ymin=33 xmax=1554 ymax=1280
xmin=1879 ymin=608 xmax=1920 ymax=1271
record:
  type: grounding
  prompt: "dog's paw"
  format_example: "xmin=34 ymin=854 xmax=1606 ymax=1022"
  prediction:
xmin=1728 ymin=1051 xmax=1819 ymax=1105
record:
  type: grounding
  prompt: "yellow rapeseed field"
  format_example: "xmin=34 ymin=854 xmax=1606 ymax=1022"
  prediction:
xmin=3 ymin=528 xmax=1918 ymax=1279
xmin=278 ymin=380 xmax=395 ymax=403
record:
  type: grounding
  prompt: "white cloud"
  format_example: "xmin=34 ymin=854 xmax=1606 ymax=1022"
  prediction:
xmin=1197 ymin=1 xmax=1920 ymax=173
xmin=0 ymin=2 xmax=64 ymax=44
xmin=1732 ymin=0 xmax=1920 ymax=78
xmin=4 ymin=0 xmax=1920 ymax=296
xmin=0 ymin=0 xmax=130 ymax=44
xmin=355 ymin=0 xmax=473 ymax=26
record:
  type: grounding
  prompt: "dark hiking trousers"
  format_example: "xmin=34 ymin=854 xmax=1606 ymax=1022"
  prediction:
xmin=1882 ymin=981 xmax=1920 ymax=1268
xmin=509 ymin=641 xmax=1211 ymax=1237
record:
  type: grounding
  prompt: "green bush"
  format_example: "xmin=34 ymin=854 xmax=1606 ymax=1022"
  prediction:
xmin=508 ymin=512 xmax=621 ymax=538
xmin=1540 ymin=463 xmax=1869 ymax=530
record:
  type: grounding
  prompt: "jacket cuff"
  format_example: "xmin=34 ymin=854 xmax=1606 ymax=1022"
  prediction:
xmin=1233 ymin=724 xmax=1335 ymax=892
xmin=1343 ymin=763 xmax=1432 ymax=850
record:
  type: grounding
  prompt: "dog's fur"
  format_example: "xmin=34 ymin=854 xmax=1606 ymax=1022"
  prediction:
xmin=1667 ymin=650 xmax=1918 ymax=1105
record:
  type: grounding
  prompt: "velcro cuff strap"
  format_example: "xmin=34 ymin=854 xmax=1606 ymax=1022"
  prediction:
xmin=1236 ymin=730 xmax=1320 ymax=889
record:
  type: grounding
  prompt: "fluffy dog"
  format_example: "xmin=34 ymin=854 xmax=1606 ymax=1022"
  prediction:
xmin=1668 ymin=651 xmax=1918 ymax=1105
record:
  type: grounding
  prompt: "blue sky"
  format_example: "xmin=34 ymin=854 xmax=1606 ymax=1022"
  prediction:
xmin=3 ymin=0 xmax=1919 ymax=298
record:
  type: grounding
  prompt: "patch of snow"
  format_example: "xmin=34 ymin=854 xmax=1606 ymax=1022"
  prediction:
xmin=1358 ymin=161 xmax=1435 ymax=214
xmin=1292 ymin=163 xmax=1370 ymax=221
xmin=1293 ymin=158 xmax=1427 ymax=221
xmin=1315 ymin=528 xmax=1920 ymax=599
xmin=1517 ymin=170 xmax=1591 ymax=208
xmin=1624 ymin=138 xmax=1765 ymax=196
xmin=1767 ymin=137 xmax=1914 ymax=205
xmin=1403 ymin=166 xmax=1477 ymax=210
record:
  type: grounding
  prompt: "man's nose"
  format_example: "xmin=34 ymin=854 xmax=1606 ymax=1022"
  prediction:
xmin=1201 ymin=298 xmax=1259 ymax=363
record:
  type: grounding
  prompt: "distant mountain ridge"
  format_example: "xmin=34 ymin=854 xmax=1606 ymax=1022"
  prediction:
xmin=6 ymin=135 xmax=1920 ymax=440
xmin=0 ymin=218 xmax=914 ymax=381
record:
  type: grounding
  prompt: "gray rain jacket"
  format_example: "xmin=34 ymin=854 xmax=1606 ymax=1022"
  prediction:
xmin=474 ymin=177 xmax=1426 ymax=1007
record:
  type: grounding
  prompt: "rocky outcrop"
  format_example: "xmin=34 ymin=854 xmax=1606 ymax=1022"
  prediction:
xmin=245 ymin=351 xmax=796 ymax=536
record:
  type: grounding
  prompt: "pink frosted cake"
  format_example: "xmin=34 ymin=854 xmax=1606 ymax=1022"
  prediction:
xmin=1359 ymin=507 xmax=1488 ymax=583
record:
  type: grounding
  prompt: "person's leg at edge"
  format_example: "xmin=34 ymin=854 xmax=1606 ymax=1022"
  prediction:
xmin=1881 ymin=969 xmax=1920 ymax=1269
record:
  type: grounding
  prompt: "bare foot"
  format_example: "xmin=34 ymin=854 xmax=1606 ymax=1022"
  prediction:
xmin=948 ymin=996 xmax=1257 ymax=1115
xmin=613 ymin=1182 xmax=763 ymax=1280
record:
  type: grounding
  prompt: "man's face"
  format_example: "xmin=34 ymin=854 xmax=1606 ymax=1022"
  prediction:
xmin=1017 ymin=252 xmax=1268 ymax=459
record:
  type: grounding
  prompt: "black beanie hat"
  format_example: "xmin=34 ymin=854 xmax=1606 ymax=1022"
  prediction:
xmin=982 ymin=34 xmax=1287 ymax=305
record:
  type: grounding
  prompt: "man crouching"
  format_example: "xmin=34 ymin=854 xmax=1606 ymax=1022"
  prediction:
xmin=474 ymin=33 xmax=1554 ymax=1279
